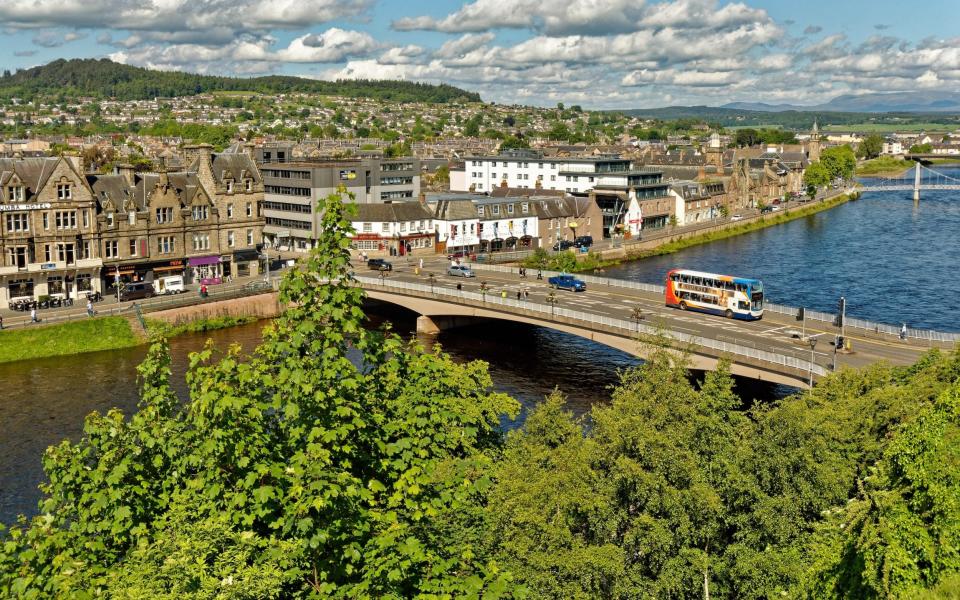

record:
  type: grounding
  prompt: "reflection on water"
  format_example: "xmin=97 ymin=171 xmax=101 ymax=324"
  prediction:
xmin=0 ymin=302 xmax=791 ymax=523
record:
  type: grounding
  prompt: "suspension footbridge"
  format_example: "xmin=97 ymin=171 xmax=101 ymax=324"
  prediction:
xmin=859 ymin=162 xmax=960 ymax=200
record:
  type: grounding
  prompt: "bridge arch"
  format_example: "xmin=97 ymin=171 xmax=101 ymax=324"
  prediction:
xmin=365 ymin=289 xmax=812 ymax=389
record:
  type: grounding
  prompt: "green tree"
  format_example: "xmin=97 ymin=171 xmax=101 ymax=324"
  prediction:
xmin=499 ymin=135 xmax=530 ymax=150
xmin=0 ymin=189 xmax=522 ymax=598
xmin=804 ymin=161 xmax=832 ymax=189
xmin=819 ymin=145 xmax=857 ymax=181
xmin=858 ymin=133 xmax=884 ymax=159
xmin=909 ymin=143 xmax=933 ymax=153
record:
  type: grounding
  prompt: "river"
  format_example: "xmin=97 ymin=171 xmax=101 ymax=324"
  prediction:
xmin=606 ymin=171 xmax=960 ymax=332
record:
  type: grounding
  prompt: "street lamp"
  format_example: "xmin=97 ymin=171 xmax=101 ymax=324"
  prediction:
xmin=808 ymin=336 xmax=818 ymax=388
xmin=428 ymin=272 xmax=435 ymax=294
xmin=630 ymin=305 xmax=645 ymax=334
xmin=546 ymin=290 xmax=558 ymax=317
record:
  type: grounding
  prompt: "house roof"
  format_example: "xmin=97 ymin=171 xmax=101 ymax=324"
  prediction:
xmin=351 ymin=201 xmax=434 ymax=223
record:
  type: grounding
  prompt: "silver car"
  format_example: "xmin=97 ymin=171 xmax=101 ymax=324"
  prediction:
xmin=447 ymin=265 xmax=475 ymax=277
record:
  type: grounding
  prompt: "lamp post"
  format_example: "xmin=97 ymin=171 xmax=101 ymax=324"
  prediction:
xmin=428 ymin=272 xmax=435 ymax=294
xmin=808 ymin=336 xmax=818 ymax=388
xmin=546 ymin=290 xmax=558 ymax=317
xmin=630 ymin=305 xmax=645 ymax=334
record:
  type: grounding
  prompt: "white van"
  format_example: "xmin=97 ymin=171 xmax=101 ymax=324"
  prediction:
xmin=156 ymin=275 xmax=185 ymax=295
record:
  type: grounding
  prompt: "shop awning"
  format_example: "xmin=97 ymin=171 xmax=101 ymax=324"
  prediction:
xmin=187 ymin=255 xmax=221 ymax=267
xmin=153 ymin=265 xmax=184 ymax=273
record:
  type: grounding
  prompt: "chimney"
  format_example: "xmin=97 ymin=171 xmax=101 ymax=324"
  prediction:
xmin=157 ymin=156 xmax=169 ymax=189
xmin=243 ymin=142 xmax=255 ymax=160
xmin=116 ymin=163 xmax=136 ymax=186
xmin=698 ymin=165 xmax=706 ymax=180
xmin=64 ymin=151 xmax=84 ymax=174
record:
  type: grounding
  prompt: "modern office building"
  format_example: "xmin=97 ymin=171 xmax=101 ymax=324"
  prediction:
xmin=453 ymin=148 xmax=633 ymax=194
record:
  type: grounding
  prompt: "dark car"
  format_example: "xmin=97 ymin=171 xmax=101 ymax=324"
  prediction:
xmin=552 ymin=240 xmax=575 ymax=251
xmin=760 ymin=206 xmax=774 ymax=214
xmin=574 ymin=235 xmax=594 ymax=248
xmin=367 ymin=258 xmax=393 ymax=271
xmin=120 ymin=281 xmax=155 ymax=301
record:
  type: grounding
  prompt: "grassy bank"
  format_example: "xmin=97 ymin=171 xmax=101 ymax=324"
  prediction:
xmin=858 ymin=156 xmax=913 ymax=177
xmin=0 ymin=317 xmax=140 ymax=364
xmin=145 ymin=315 xmax=259 ymax=337
xmin=623 ymin=193 xmax=854 ymax=263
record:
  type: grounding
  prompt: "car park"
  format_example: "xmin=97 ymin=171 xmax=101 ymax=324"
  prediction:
xmin=367 ymin=258 xmax=393 ymax=271
xmin=547 ymin=274 xmax=586 ymax=292
xmin=447 ymin=264 xmax=475 ymax=277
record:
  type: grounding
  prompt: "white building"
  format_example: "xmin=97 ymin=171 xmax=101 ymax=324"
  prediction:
xmin=473 ymin=196 xmax=540 ymax=251
xmin=881 ymin=140 xmax=904 ymax=155
xmin=431 ymin=198 xmax=481 ymax=254
xmin=348 ymin=201 xmax=436 ymax=257
xmin=457 ymin=149 xmax=633 ymax=194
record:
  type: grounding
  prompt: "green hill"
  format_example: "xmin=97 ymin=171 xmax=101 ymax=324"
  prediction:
xmin=0 ymin=58 xmax=481 ymax=104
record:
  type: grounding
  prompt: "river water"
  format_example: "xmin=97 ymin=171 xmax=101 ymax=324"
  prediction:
xmin=3 ymin=178 xmax=957 ymax=523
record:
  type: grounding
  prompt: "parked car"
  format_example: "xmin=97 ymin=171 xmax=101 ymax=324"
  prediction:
xmin=243 ymin=280 xmax=272 ymax=292
xmin=548 ymin=274 xmax=586 ymax=292
xmin=447 ymin=265 xmax=475 ymax=278
xmin=731 ymin=214 xmax=744 ymax=221
xmin=367 ymin=258 xmax=392 ymax=271
xmin=574 ymin=235 xmax=594 ymax=248
xmin=155 ymin=275 xmax=185 ymax=295
xmin=553 ymin=240 xmax=575 ymax=251
xmin=760 ymin=206 xmax=774 ymax=214
xmin=120 ymin=282 xmax=155 ymax=301
xmin=771 ymin=205 xmax=780 ymax=211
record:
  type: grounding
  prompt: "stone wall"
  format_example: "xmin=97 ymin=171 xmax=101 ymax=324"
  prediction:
xmin=147 ymin=291 xmax=280 ymax=326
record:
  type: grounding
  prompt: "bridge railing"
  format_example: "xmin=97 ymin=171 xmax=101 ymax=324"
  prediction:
xmin=357 ymin=275 xmax=829 ymax=378
xmin=470 ymin=264 xmax=960 ymax=345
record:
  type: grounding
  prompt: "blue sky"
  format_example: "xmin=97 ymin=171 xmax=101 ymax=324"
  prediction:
xmin=2 ymin=0 xmax=958 ymax=108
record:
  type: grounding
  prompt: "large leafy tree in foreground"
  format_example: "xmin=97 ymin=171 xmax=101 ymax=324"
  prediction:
xmin=0 ymin=189 xmax=520 ymax=598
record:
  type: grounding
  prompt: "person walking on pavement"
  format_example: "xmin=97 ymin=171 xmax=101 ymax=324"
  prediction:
xmin=537 ymin=269 xmax=543 ymax=280
xmin=900 ymin=323 xmax=908 ymax=341
xmin=87 ymin=299 xmax=95 ymax=317
xmin=30 ymin=307 xmax=38 ymax=323
xmin=419 ymin=257 xmax=424 ymax=270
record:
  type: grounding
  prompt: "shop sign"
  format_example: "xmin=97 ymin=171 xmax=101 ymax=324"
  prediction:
xmin=0 ymin=203 xmax=52 ymax=212
xmin=40 ymin=262 xmax=58 ymax=270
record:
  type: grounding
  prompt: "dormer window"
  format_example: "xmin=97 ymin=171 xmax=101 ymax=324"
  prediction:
xmin=128 ymin=211 xmax=136 ymax=225
xmin=521 ymin=202 xmax=529 ymax=213
xmin=226 ymin=180 xmax=234 ymax=193
xmin=106 ymin=212 xmax=114 ymax=227
xmin=192 ymin=206 xmax=209 ymax=221
xmin=57 ymin=184 xmax=72 ymax=200
xmin=477 ymin=206 xmax=484 ymax=216
xmin=245 ymin=179 xmax=253 ymax=192
xmin=507 ymin=204 xmax=514 ymax=215
xmin=7 ymin=186 xmax=24 ymax=202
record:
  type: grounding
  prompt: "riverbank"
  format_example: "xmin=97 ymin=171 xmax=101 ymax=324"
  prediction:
xmin=857 ymin=156 xmax=913 ymax=178
xmin=0 ymin=311 xmax=267 ymax=364
xmin=562 ymin=193 xmax=856 ymax=272
xmin=0 ymin=317 xmax=141 ymax=364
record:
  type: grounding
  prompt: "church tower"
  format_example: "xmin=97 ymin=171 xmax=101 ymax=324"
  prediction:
xmin=807 ymin=119 xmax=821 ymax=162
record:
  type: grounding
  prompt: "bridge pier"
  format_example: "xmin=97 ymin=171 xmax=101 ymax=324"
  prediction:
xmin=914 ymin=162 xmax=921 ymax=202
xmin=416 ymin=314 xmax=486 ymax=335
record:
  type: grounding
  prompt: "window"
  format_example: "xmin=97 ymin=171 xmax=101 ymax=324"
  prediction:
xmin=226 ymin=204 xmax=234 ymax=218
xmin=157 ymin=236 xmax=175 ymax=254
xmin=521 ymin=202 xmax=529 ymax=213
xmin=381 ymin=222 xmax=390 ymax=233
xmin=192 ymin=234 xmax=210 ymax=251
xmin=192 ymin=205 xmax=209 ymax=221
xmin=43 ymin=212 xmax=49 ymax=230
xmin=227 ymin=231 xmax=235 ymax=247
xmin=128 ymin=211 xmax=136 ymax=225
xmin=264 ymin=185 xmax=311 ymax=196
xmin=245 ymin=179 xmax=253 ymax=192
xmin=105 ymin=240 xmax=118 ymax=258
xmin=226 ymin=180 xmax=234 ymax=193
xmin=362 ymin=222 xmax=372 ymax=233
xmin=399 ymin=222 xmax=406 ymax=232
xmin=5 ymin=213 xmax=28 ymax=232
xmin=491 ymin=173 xmax=497 ymax=179
xmin=492 ymin=205 xmax=500 ymax=215
xmin=551 ymin=175 xmax=556 ymax=181
xmin=155 ymin=207 xmax=174 ymax=224
xmin=246 ymin=229 xmax=253 ymax=245
xmin=246 ymin=202 xmax=252 ymax=217
xmin=56 ymin=211 xmax=77 ymax=229
xmin=8 ymin=186 xmax=24 ymax=201
xmin=44 ymin=244 xmax=52 ymax=262
xmin=129 ymin=239 xmax=138 ymax=257
xmin=56 ymin=184 xmax=71 ymax=199
xmin=82 ymin=209 xmax=89 ymax=228
xmin=477 ymin=206 xmax=484 ymax=216
xmin=81 ymin=240 xmax=90 ymax=259
xmin=507 ymin=204 xmax=514 ymax=214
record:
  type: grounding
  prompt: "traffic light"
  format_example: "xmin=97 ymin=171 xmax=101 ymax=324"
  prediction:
xmin=796 ymin=307 xmax=805 ymax=321
xmin=833 ymin=297 xmax=846 ymax=327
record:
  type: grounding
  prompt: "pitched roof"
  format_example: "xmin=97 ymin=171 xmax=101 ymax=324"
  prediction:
xmin=351 ymin=201 xmax=434 ymax=222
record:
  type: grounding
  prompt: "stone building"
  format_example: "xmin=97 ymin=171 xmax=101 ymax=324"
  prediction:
xmin=87 ymin=144 xmax=264 ymax=288
xmin=0 ymin=156 xmax=103 ymax=308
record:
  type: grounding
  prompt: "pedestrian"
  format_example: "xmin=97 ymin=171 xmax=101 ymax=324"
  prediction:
xmin=419 ymin=257 xmax=424 ymax=270
xmin=900 ymin=323 xmax=908 ymax=341
xmin=537 ymin=269 xmax=543 ymax=280
xmin=0 ymin=314 xmax=3 ymax=330
xmin=524 ymin=289 xmax=529 ymax=300
xmin=456 ymin=283 xmax=462 ymax=291
xmin=500 ymin=290 xmax=507 ymax=299
xmin=516 ymin=290 xmax=521 ymax=300
xmin=86 ymin=299 xmax=94 ymax=317
xmin=30 ymin=307 xmax=38 ymax=323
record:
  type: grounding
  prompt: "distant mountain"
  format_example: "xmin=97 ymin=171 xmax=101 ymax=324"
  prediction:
xmin=0 ymin=58 xmax=481 ymax=104
xmin=722 ymin=91 xmax=960 ymax=113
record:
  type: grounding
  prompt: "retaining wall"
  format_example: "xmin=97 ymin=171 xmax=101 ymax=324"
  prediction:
xmin=147 ymin=292 xmax=281 ymax=326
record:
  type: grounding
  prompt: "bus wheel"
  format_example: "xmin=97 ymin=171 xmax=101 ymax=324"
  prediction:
xmin=679 ymin=301 xmax=687 ymax=310
xmin=725 ymin=309 xmax=733 ymax=319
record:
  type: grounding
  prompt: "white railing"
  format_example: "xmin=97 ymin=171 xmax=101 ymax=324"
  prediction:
xmin=469 ymin=264 xmax=960 ymax=344
xmin=356 ymin=275 xmax=828 ymax=378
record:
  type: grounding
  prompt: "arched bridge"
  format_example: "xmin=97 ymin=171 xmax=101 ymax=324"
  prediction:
xmin=860 ymin=162 xmax=960 ymax=199
xmin=355 ymin=267 xmax=946 ymax=389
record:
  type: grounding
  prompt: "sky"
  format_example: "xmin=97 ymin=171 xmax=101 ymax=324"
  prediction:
xmin=2 ymin=0 xmax=959 ymax=109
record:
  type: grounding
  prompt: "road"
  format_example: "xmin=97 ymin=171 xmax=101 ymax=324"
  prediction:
xmin=373 ymin=255 xmax=932 ymax=375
